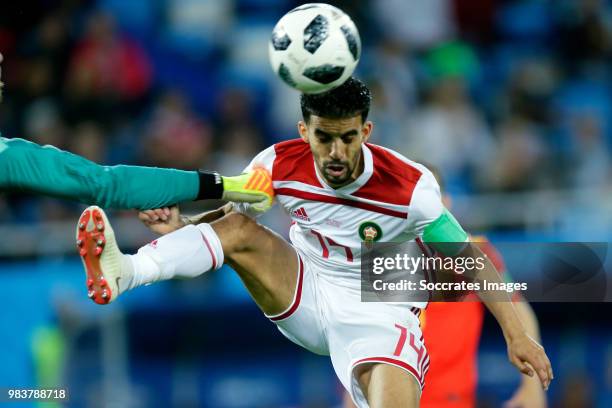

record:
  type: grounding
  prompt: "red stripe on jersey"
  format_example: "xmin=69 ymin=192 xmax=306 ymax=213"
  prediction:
xmin=273 ymin=139 xmax=322 ymax=187
xmin=310 ymin=230 xmax=329 ymax=258
xmin=326 ymin=237 xmax=354 ymax=262
xmin=352 ymin=144 xmax=423 ymax=206
xmin=276 ymin=188 xmax=408 ymax=219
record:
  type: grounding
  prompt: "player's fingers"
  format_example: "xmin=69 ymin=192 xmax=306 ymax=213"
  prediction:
xmin=150 ymin=208 xmax=167 ymax=221
xmin=531 ymin=355 xmax=550 ymax=390
xmin=138 ymin=211 xmax=157 ymax=222
xmin=543 ymin=363 xmax=552 ymax=390
xmin=537 ymin=368 xmax=550 ymax=390
xmin=513 ymin=357 xmax=533 ymax=377
xmin=537 ymin=351 xmax=553 ymax=384
xmin=544 ymin=353 xmax=554 ymax=381
xmin=549 ymin=364 xmax=554 ymax=382
xmin=163 ymin=207 xmax=171 ymax=216
xmin=150 ymin=210 xmax=164 ymax=222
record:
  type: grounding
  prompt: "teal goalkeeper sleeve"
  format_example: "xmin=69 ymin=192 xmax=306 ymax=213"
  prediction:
xmin=0 ymin=136 xmax=199 ymax=209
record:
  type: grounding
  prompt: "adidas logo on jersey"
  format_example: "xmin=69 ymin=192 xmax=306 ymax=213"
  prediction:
xmin=292 ymin=207 xmax=310 ymax=221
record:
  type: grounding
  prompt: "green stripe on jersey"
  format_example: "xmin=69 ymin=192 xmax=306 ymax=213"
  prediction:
xmin=0 ymin=138 xmax=7 ymax=153
xmin=423 ymin=208 xmax=469 ymax=255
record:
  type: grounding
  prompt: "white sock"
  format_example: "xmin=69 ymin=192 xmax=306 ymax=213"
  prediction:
xmin=126 ymin=224 xmax=224 ymax=290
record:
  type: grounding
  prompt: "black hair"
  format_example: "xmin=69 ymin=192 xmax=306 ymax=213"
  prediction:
xmin=300 ymin=77 xmax=372 ymax=123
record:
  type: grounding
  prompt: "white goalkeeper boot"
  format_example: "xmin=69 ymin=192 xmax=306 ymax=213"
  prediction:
xmin=76 ymin=206 xmax=132 ymax=305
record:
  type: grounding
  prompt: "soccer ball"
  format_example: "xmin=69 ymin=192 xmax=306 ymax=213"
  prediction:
xmin=269 ymin=3 xmax=361 ymax=94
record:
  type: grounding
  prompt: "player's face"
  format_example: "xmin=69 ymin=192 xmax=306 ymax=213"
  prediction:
xmin=299 ymin=114 xmax=372 ymax=188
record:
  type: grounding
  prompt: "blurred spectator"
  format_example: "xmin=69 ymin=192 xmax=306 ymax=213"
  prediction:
xmin=363 ymin=41 xmax=417 ymax=150
xmin=269 ymin=80 xmax=301 ymax=139
xmin=479 ymin=115 xmax=547 ymax=192
xmin=212 ymin=128 xmax=263 ymax=176
xmin=558 ymin=374 xmax=595 ymax=408
xmin=474 ymin=57 xmax=558 ymax=191
xmin=64 ymin=11 xmax=152 ymax=123
xmin=22 ymin=57 xmax=55 ymax=99
xmin=216 ymin=87 xmax=258 ymax=132
xmin=504 ymin=58 xmax=559 ymax=125
xmin=553 ymin=78 xmax=612 ymax=159
xmin=143 ymin=90 xmax=213 ymax=170
xmin=556 ymin=0 xmax=612 ymax=75
xmin=22 ymin=98 xmax=66 ymax=147
xmin=21 ymin=13 xmax=72 ymax=96
xmin=452 ymin=0 xmax=498 ymax=44
xmin=567 ymin=112 xmax=611 ymax=189
xmin=163 ymin=0 xmax=233 ymax=58
xmin=68 ymin=121 xmax=108 ymax=163
xmin=371 ymin=0 xmax=455 ymax=50
xmin=368 ymin=77 xmax=412 ymax=151
xmin=212 ymin=87 xmax=264 ymax=175
xmin=402 ymin=42 xmax=493 ymax=191
xmin=496 ymin=0 xmax=553 ymax=45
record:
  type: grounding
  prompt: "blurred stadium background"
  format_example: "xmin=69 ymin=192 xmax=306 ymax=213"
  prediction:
xmin=0 ymin=0 xmax=611 ymax=407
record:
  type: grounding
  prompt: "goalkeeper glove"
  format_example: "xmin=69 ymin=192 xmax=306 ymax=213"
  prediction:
xmin=221 ymin=167 xmax=274 ymax=212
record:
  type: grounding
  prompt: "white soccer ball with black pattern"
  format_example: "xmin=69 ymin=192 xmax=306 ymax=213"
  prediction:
xmin=269 ymin=3 xmax=361 ymax=94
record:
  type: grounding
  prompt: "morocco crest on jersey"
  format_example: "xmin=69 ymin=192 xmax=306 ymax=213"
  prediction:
xmin=359 ymin=221 xmax=383 ymax=245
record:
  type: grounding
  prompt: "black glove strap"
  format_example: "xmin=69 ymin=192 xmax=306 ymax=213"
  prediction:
xmin=196 ymin=171 xmax=224 ymax=201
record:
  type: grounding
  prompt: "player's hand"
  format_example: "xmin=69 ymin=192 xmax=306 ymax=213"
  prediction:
xmin=506 ymin=333 xmax=553 ymax=391
xmin=138 ymin=206 xmax=185 ymax=235
xmin=221 ymin=167 xmax=274 ymax=213
xmin=503 ymin=376 xmax=547 ymax=408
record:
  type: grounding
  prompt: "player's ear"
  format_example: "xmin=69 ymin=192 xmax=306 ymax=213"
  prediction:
xmin=298 ymin=120 xmax=309 ymax=143
xmin=361 ymin=121 xmax=373 ymax=143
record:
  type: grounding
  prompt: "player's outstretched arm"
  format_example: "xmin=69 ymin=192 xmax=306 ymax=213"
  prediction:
xmin=419 ymin=203 xmax=553 ymax=391
xmin=0 ymin=137 xmax=273 ymax=210
xmin=459 ymin=244 xmax=554 ymax=391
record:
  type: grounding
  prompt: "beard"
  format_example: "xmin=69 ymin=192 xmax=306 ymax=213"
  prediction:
xmin=321 ymin=160 xmax=353 ymax=186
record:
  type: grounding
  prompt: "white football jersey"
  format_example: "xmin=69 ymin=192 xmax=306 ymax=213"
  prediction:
xmin=234 ymin=139 xmax=444 ymax=289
